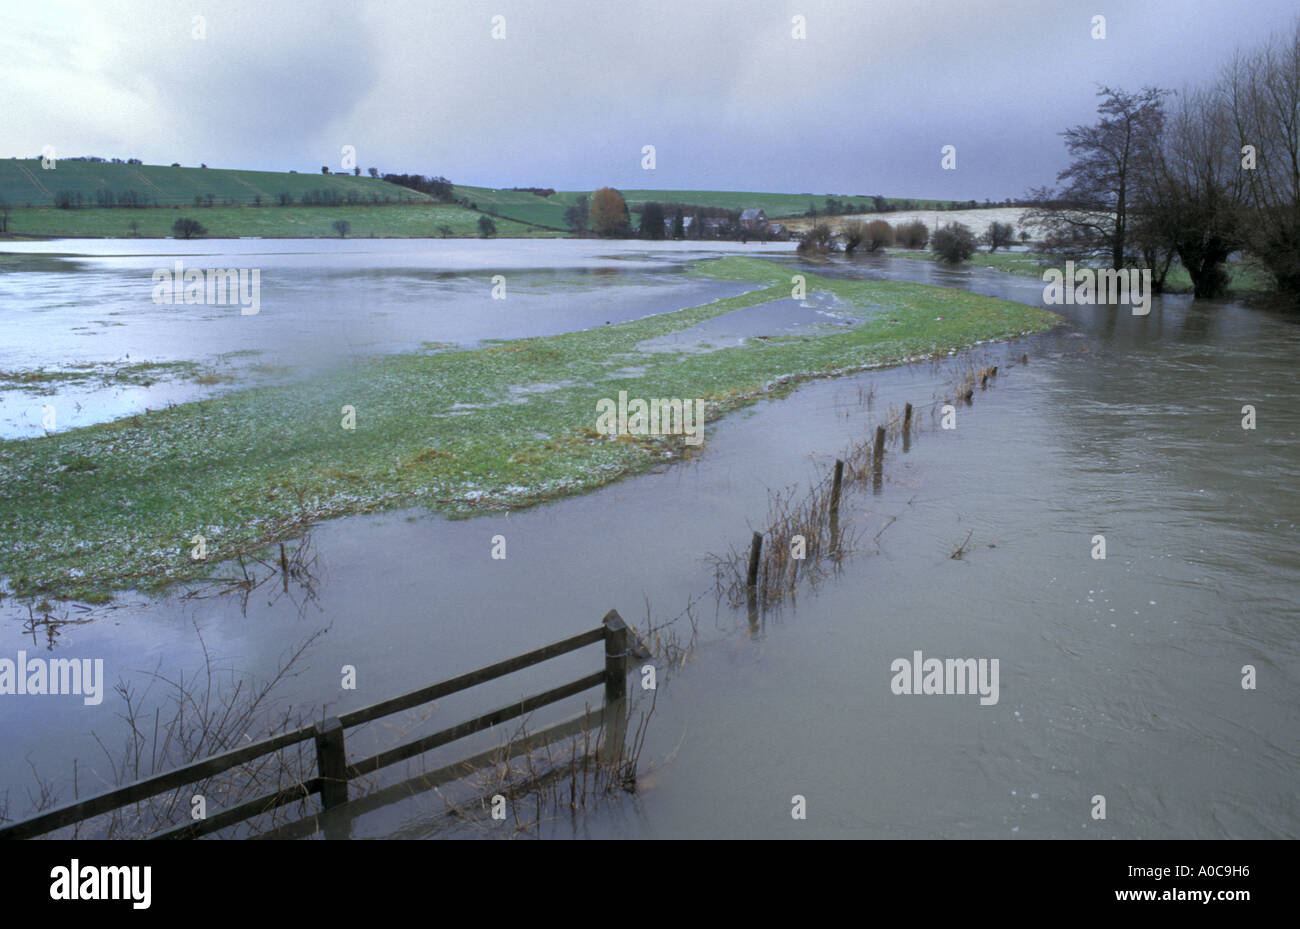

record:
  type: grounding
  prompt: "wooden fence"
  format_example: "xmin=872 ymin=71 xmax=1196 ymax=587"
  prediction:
xmin=0 ymin=610 xmax=641 ymax=840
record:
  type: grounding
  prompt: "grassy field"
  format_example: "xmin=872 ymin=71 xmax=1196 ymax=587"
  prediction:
xmin=453 ymin=185 xmax=570 ymax=229
xmin=0 ymin=256 xmax=1058 ymax=602
xmin=3 ymin=203 xmax=556 ymax=238
xmin=0 ymin=158 xmax=427 ymax=208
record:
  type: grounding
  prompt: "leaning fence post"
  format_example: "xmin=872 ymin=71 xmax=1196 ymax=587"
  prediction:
xmin=903 ymin=403 xmax=913 ymax=433
xmin=314 ymin=717 xmax=348 ymax=811
xmin=600 ymin=611 xmax=629 ymax=766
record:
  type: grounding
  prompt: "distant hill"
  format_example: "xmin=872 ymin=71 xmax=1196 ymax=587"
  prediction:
xmin=0 ymin=159 xmax=431 ymax=208
xmin=0 ymin=159 xmax=969 ymax=239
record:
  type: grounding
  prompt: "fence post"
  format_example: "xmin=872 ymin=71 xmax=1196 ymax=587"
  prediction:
xmin=747 ymin=531 xmax=763 ymax=589
xmin=872 ymin=425 xmax=886 ymax=492
xmin=600 ymin=610 xmax=629 ymax=766
xmin=314 ymin=717 xmax=348 ymax=810
xmin=829 ymin=459 xmax=844 ymax=552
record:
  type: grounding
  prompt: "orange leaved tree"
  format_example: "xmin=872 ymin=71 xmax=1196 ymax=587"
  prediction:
xmin=589 ymin=187 xmax=629 ymax=237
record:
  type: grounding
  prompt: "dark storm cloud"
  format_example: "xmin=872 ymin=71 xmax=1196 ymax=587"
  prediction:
xmin=3 ymin=0 xmax=1296 ymax=198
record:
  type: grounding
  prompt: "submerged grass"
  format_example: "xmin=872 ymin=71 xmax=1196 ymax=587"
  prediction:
xmin=0 ymin=360 xmax=207 ymax=394
xmin=0 ymin=256 xmax=1058 ymax=601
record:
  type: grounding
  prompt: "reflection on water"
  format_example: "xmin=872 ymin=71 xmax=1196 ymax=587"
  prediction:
xmin=1 ymin=241 xmax=1296 ymax=838
xmin=180 ymin=532 xmax=324 ymax=618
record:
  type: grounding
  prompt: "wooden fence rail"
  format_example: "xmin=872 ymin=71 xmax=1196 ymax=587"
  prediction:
xmin=0 ymin=610 xmax=637 ymax=840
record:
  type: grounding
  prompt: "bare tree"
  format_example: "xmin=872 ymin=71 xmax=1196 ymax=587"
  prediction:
xmin=172 ymin=217 xmax=206 ymax=239
xmin=796 ymin=223 xmax=836 ymax=255
xmin=841 ymin=220 xmax=865 ymax=255
xmin=1223 ymin=21 xmax=1300 ymax=299
xmin=1023 ymin=86 xmax=1169 ymax=268
xmin=984 ymin=221 xmax=1014 ymax=253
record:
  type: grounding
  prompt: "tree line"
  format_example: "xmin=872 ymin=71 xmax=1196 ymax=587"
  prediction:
xmin=377 ymin=173 xmax=456 ymax=202
xmin=563 ymin=189 xmax=783 ymax=240
xmin=1023 ymin=19 xmax=1300 ymax=303
xmin=806 ymin=196 xmax=1032 ymax=217
xmin=34 ymin=155 xmax=144 ymax=164
xmin=50 ymin=188 xmax=425 ymax=209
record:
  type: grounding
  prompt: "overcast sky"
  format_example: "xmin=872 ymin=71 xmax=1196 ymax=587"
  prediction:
xmin=3 ymin=0 xmax=1295 ymax=199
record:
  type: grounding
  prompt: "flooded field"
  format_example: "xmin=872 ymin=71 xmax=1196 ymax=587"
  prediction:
xmin=0 ymin=240 xmax=1296 ymax=839
xmin=0 ymin=239 xmax=790 ymax=438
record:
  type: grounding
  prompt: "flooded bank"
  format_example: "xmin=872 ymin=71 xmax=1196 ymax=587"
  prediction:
xmin=1 ymin=241 xmax=1296 ymax=838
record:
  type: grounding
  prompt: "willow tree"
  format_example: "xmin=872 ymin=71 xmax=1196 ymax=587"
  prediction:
xmin=1224 ymin=20 xmax=1300 ymax=300
xmin=1144 ymin=86 xmax=1245 ymax=298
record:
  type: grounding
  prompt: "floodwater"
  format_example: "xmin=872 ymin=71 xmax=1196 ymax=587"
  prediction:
xmin=0 ymin=239 xmax=1296 ymax=839
xmin=0 ymin=238 xmax=782 ymax=438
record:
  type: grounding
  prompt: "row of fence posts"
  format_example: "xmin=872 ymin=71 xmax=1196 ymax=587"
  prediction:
xmin=744 ymin=400 xmax=916 ymax=629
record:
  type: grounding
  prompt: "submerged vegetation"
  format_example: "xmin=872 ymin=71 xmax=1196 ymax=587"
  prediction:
xmin=0 ymin=256 xmax=1057 ymax=601
xmin=0 ymin=359 xmax=214 ymax=394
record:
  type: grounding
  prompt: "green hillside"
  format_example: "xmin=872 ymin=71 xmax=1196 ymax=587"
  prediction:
xmin=3 ymin=203 xmax=555 ymax=239
xmin=453 ymin=185 xmax=569 ymax=229
xmin=0 ymin=158 xmax=430 ymax=208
